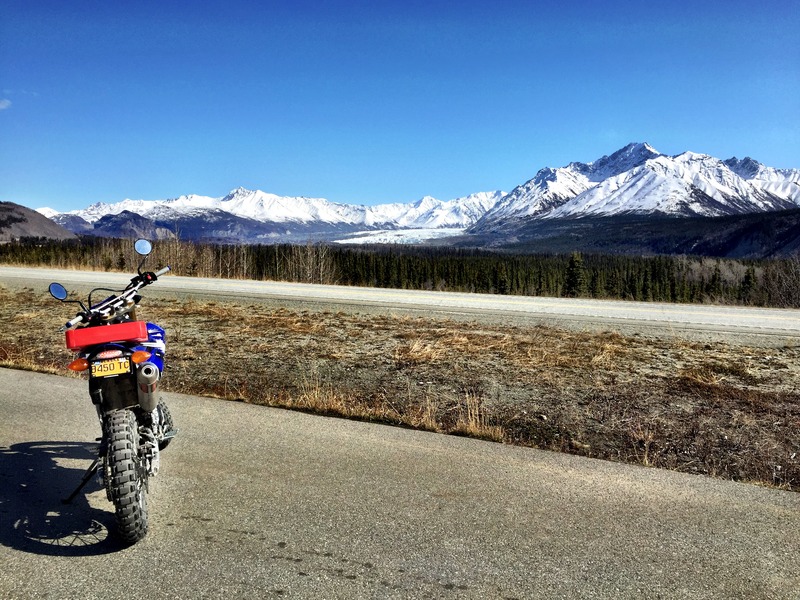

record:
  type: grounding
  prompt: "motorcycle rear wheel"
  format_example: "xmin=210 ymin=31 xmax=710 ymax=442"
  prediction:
xmin=105 ymin=409 xmax=148 ymax=543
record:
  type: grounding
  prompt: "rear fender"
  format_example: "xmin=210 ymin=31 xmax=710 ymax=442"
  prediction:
xmin=90 ymin=373 xmax=139 ymax=412
xmin=85 ymin=343 xmax=138 ymax=412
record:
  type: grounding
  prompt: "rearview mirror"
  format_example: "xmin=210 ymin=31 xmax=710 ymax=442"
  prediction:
xmin=49 ymin=282 xmax=68 ymax=301
xmin=134 ymin=239 xmax=152 ymax=256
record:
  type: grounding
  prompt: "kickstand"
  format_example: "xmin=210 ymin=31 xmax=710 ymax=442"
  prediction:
xmin=62 ymin=458 xmax=101 ymax=505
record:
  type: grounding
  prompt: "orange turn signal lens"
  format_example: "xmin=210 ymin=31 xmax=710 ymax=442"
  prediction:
xmin=131 ymin=351 xmax=152 ymax=364
xmin=68 ymin=358 xmax=89 ymax=372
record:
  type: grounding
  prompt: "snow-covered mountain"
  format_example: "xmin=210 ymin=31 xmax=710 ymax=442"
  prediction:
xmin=472 ymin=143 xmax=661 ymax=229
xmin=40 ymin=188 xmax=505 ymax=242
xmin=470 ymin=143 xmax=800 ymax=233
xmin=36 ymin=143 xmax=799 ymax=244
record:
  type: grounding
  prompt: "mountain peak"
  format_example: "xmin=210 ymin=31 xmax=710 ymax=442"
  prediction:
xmin=674 ymin=150 xmax=714 ymax=162
xmin=723 ymin=156 xmax=763 ymax=179
xmin=222 ymin=187 xmax=256 ymax=201
xmin=613 ymin=141 xmax=660 ymax=158
xmin=583 ymin=142 xmax=662 ymax=178
xmin=36 ymin=207 xmax=59 ymax=218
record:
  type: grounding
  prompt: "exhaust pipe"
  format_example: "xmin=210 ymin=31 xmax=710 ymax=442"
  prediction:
xmin=136 ymin=362 xmax=160 ymax=412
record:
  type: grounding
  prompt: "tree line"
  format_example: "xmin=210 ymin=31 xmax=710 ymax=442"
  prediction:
xmin=2 ymin=236 xmax=799 ymax=308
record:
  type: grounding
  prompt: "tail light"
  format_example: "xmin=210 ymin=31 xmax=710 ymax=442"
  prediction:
xmin=68 ymin=358 xmax=89 ymax=372
xmin=131 ymin=351 xmax=152 ymax=364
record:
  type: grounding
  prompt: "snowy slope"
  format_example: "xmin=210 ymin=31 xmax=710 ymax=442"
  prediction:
xmin=472 ymin=144 xmax=800 ymax=232
xmin=219 ymin=188 xmax=366 ymax=224
xmin=724 ymin=157 xmax=800 ymax=204
xmin=472 ymin=143 xmax=661 ymax=230
xmin=381 ymin=192 xmax=503 ymax=228
xmin=548 ymin=152 xmax=798 ymax=219
xmin=41 ymin=189 xmax=506 ymax=234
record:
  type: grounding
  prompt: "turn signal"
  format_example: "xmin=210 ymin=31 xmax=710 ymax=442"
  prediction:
xmin=131 ymin=351 xmax=152 ymax=364
xmin=68 ymin=358 xmax=89 ymax=372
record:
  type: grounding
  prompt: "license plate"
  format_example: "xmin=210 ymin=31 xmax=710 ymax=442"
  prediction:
xmin=91 ymin=357 xmax=131 ymax=378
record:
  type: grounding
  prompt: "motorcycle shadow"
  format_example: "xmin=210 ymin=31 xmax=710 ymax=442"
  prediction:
xmin=0 ymin=440 xmax=125 ymax=556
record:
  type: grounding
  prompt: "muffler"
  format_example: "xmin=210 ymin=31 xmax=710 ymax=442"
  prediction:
xmin=136 ymin=362 xmax=160 ymax=412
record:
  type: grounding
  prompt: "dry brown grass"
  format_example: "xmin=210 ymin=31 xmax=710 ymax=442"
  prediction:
xmin=394 ymin=339 xmax=447 ymax=366
xmin=2 ymin=283 xmax=800 ymax=490
xmin=451 ymin=392 xmax=505 ymax=443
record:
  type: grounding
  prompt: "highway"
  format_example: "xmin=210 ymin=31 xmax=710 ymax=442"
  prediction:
xmin=2 ymin=265 xmax=800 ymax=339
xmin=1 ymin=369 xmax=798 ymax=599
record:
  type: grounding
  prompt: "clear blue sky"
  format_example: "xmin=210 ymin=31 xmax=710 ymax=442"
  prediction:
xmin=2 ymin=0 xmax=798 ymax=212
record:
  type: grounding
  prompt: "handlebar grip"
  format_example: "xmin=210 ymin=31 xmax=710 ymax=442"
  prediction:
xmin=64 ymin=315 xmax=84 ymax=329
xmin=154 ymin=266 xmax=171 ymax=277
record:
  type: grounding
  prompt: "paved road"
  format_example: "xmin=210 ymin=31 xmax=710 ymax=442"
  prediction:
xmin=1 ymin=369 xmax=798 ymax=599
xmin=2 ymin=265 xmax=800 ymax=338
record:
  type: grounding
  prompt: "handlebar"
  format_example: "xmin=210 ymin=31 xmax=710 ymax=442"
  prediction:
xmin=61 ymin=265 xmax=171 ymax=330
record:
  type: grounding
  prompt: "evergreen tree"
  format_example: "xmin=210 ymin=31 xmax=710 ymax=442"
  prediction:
xmin=563 ymin=252 xmax=588 ymax=297
xmin=739 ymin=266 xmax=756 ymax=303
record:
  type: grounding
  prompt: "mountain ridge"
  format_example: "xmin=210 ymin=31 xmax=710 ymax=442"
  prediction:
xmin=469 ymin=144 xmax=799 ymax=233
xmin=35 ymin=143 xmax=799 ymax=244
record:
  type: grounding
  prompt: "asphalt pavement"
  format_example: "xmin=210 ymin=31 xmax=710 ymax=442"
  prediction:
xmin=1 ymin=368 xmax=798 ymax=599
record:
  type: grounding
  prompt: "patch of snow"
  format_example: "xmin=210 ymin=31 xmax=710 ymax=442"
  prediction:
xmin=35 ymin=207 xmax=59 ymax=218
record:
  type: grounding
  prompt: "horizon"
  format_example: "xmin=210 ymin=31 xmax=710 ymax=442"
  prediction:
xmin=2 ymin=1 xmax=798 ymax=213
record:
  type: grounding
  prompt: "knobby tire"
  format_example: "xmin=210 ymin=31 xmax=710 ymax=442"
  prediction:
xmin=106 ymin=409 xmax=148 ymax=543
xmin=157 ymin=400 xmax=174 ymax=450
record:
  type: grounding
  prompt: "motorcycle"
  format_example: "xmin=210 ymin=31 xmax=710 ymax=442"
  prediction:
xmin=48 ymin=238 xmax=176 ymax=544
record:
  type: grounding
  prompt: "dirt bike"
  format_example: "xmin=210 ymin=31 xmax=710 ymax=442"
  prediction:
xmin=48 ymin=239 xmax=176 ymax=544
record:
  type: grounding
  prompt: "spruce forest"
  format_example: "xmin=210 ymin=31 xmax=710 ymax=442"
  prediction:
xmin=1 ymin=236 xmax=799 ymax=308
